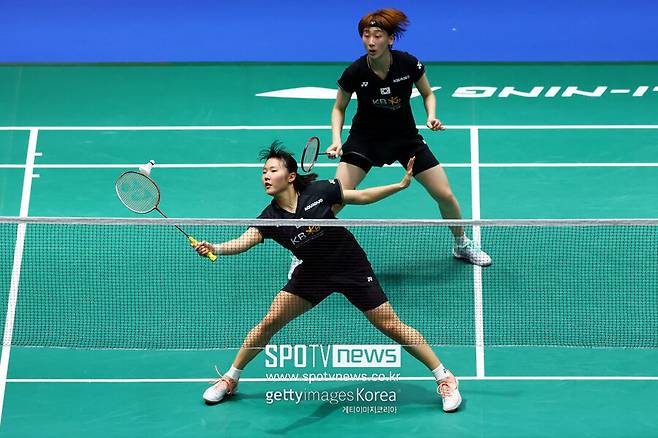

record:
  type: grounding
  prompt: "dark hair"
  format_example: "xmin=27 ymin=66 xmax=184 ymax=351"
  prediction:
xmin=358 ymin=8 xmax=409 ymax=40
xmin=258 ymin=141 xmax=317 ymax=192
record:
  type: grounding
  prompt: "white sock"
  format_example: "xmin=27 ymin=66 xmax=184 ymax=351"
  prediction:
xmin=432 ymin=364 xmax=451 ymax=381
xmin=454 ymin=235 xmax=468 ymax=246
xmin=225 ymin=366 xmax=243 ymax=381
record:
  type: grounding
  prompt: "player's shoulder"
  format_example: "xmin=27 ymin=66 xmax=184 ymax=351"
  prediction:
xmin=301 ymin=179 xmax=343 ymax=207
xmin=257 ymin=202 xmax=277 ymax=219
xmin=393 ymin=50 xmax=423 ymax=68
xmin=303 ymin=179 xmax=340 ymax=195
xmin=393 ymin=50 xmax=419 ymax=62
xmin=310 ymin=178 xmax=340 ymax=189
xmin=338 ymin=56 xmax=367 ymax=92
xmin=344 ymin=55 xmax=368 ymax=74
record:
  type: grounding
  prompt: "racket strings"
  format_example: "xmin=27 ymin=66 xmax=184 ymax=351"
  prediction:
xmin=301 ymin=137 xmax=320 ymax=172
xmin=116 ymin=172 xmax=160 ymax=214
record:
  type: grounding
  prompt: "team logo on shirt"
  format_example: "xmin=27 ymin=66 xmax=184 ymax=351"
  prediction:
xmin=305 ymin=226 xmax=321 ymax=235
xmin=290 ymin=226 xmax=324 ymax=248
xmin=417 ymin=61 xmax=423 ymax=70
xmin=290 ymin=200 xmax=326 ymax=247
xmin=372 ymin=96 xmax=402 ymax=109
xmin=380 ymin=87 xmax=391 ymax=95
xmin=361 ymin=82 xmax=369 ymax=87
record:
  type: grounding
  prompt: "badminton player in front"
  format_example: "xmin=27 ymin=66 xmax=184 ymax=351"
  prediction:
xmin=194 ymin=141 xmax=462 ymax=412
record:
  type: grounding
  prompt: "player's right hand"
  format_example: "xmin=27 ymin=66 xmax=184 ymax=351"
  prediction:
xmin=194 ymin=241 xmax=215 ymax=257
xmin=326 ymin=143 xmax=343 ymax=159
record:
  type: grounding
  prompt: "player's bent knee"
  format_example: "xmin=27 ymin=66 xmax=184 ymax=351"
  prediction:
xmin=434 ymin=190 xmax=456 ymax=204
xmin=258 ymin=315 xmax=286 ymax=332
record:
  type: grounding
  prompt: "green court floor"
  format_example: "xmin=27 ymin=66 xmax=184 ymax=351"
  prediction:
xmin=1 ymin=63 xmax=657 ymax=437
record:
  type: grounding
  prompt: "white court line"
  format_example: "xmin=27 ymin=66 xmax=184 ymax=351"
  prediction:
xmin=0 ymin=125 xmax=333 ymax=131
xmin=5 ymin=376 xmax=658 ymax=383
xmin=1 ymin=124 xmax=658 ymax=131
xmin=2 ymin=162 xmax=658 ymax=170
xmin=479 ymin=162 xmax=658 ymax=167
xmin=0 ymin=129 xmax=38 ymax=426
xmin=470 ymin=128 xmax=485 ymax=379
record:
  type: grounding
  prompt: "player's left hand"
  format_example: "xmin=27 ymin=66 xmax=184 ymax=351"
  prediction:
xmin=400 ymin=156 xmax=416 ymax=189
xmin=427 ymin=118 xmax=446 ymax=131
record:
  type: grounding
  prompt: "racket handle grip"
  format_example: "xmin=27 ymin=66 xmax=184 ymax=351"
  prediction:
xmin=188 ymin=236 xmax=218 ymax=262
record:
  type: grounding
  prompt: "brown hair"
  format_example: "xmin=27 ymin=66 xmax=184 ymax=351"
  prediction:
xmin=358 ymin=8 xmax=409 ymax=39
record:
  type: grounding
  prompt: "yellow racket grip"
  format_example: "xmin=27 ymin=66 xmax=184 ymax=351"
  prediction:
xmin=188 ymin=236 xmax=218 ymax=262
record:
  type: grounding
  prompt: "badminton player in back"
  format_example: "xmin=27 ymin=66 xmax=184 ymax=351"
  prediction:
xmin=194 ymin=141 xmax=462 ymax=412
xmin=322 ymin=8 xmax=491 ymax=268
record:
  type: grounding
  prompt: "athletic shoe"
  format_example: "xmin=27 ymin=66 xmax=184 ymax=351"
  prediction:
xmin=437 ymin=370 xmax=462 ymax=412
xmin=203 ymin=371 xmax=238 ymax=405
xmin=453 ymin=238 xmax=492 ymax=267
xmin=288 ymin=255 xmax=302 ymax=279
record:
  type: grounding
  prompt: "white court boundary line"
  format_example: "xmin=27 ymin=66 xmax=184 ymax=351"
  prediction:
xmin=0 ymin=124 xmax=656 ymax=170
xmin=1 ymin=124 xmax=658 ymax=131
xmin=3 ymin=162 xmax=658 ymax=169
xmin=0 ymin=129 xmax=38 ymax=426
xmin=470 ymin=128 xmax=485 ymax=379
xmin=1 ymin=124 xmax=656 ymax=170
xmin=4 ymin=376 xmax=658 ymax=383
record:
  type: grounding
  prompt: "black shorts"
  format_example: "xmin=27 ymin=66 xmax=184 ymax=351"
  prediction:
xmin=283 ymin=264 xmax=388 ymax=312
xmin=340 ymin=134 xmax=440 ymax=175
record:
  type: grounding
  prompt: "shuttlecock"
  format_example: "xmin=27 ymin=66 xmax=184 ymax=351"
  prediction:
xmin=138 ymin=160 xmax=155 ymax=176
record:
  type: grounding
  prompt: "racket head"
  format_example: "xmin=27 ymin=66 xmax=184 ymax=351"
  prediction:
xmin=115 ymin=171 xmax=160 ymax=214
xmin=300 ymin=136 xmax=320 ymax=172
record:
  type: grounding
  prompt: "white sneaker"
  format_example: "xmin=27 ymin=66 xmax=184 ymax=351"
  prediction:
xmin=453 ymin=237 xmax=492 ymax=267
xmin=288 ymin=255 xmax=302 ymax=279
xmin=203 ymin=374 xmax=238 ymax=405
xmin=437 ymin=370 xmax=462 ymax=412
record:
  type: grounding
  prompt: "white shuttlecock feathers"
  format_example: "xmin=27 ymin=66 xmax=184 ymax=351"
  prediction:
xmin=138 ymin=160 xmax=155 ymax=176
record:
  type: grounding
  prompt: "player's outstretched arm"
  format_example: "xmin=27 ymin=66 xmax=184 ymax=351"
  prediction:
xmin=342 ymin=157 xmax=415 ymax=205
xmin=194 ymin=227 xmax=263 ymax=257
